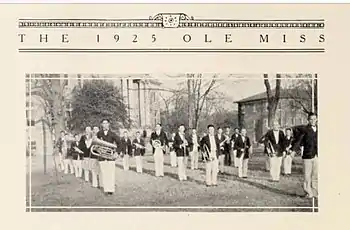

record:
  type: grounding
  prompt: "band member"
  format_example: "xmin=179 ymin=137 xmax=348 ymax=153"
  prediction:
xmin=80 ymin=127 xmax=92 ymax=182
xmin=71 ymin=134 xmax=83 ymax=178
xmin=168 ymin=133 xmax=177 ymax=167
xmin=189 ymin=128 xmax=200 ymax=170
xmin=264 ymin=121 xmax=286 ymax=182
xmin=223 ymin=127 xmax=232 ymax=166
xmin=174 ymin=124 xmax=190 ymax=181
xmin=93 ymin=126 xmax=100 ymax=136
xmin=63 ymin=133 xmax=74 ymax=174
xmin=97 ymin=119 xmax=120 ymax=195
xmin=282 ymin=128 xmax=294 ymax=175
xmin=120 ymin=130 xmax=133 ymax=171
xmin=234 ymin=128 xmax=252 ymax=178
xmin=217 ymin=127 xmax=226 ymax=173
xmin=200 ymin=125 xmax=220 ymax=186
xmin=56 ymin=131 xmax=66 ymax=171
xmin=258 ymin=133 xmax=271 ymax=172
xmin=133 ymin=131 xmax=145 ymax=173
xmin=231 ymin=128 xmax=240 ymax=168
xmin=292 ymin=113 xmax=318 ymax=198
xmin=150 ymin=123 xmax=168 ymax=177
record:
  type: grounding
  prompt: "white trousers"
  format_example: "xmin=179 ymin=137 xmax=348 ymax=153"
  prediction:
xmin=170 ymin=151 xmax=177 ymax=167
xmin=73 ymin=160 xmax=82 ymax=177
xmin=265 ymin=156 xmax=270 ymax=171
xmin=135 ymin=156 xmax=143 ymax=173
xmin=218 ymin=155 xmax=225 ymax=173
xmin=58 ymin=153 xmax=65 ymax=171
xmin=123 ymin=154 xmax=130 ymax=171
xmin=206 ymin=158 xmax=218 ymax=185
xmin=269 ymin=156 xmax=282 ymax=181
xmin=99 ymin=160 xmax=116 ymax=193
xmin=303 ymin=156 xmax=318 ymax=197
xmin=238 ymin=156 xmax=249 ymax=178
xmin=177 ymin=156 xmax=187 ymax=180
xmin=154 ymin=149 xmax=164 ymax=177
xmin=82 ymin=157 xmax=90 ymax=182
xmin=283 ymin=155 xmax=293 ymax=174
xmin=90 ymin=159 xmax=100 ymax=187
xmin=63 ymin=159 xmax=74 ymax=174
xmin=233 ymin=150 xmax=239 ymax=168
xmin=190 ymin=149 xmax=199 ymax=169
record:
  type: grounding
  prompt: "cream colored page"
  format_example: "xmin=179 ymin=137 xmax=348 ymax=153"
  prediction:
xmin=0 ymin=3 xmax=349 ymax=230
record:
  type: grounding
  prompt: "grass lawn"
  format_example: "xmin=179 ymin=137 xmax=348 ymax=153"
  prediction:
xmin=26 ymin=151 xmax=318 ymax=212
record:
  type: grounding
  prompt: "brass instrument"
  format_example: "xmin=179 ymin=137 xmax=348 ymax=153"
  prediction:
xmin=152 ymin=139 xmax=162 ymax=148
xmin=266 ymin=140 xmax=276 ymax=157
xmin=182 ymin=137 xmax=188 ymax=155
xmin=73 ymin=146 xmax=84 ymax=160
xmin=90 ymin=137 xmax=118 ymax=160
xmin=134 ymin=142 xmax=146 ymax=149
xmin=219 ymin=135 xmax=230 ymax=149
xmin=202 ymin=144 xmax=215 ymax=162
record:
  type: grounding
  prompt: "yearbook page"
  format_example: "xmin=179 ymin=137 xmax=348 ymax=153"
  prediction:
xmin=1 ymin=2 xmax=349 ymax=230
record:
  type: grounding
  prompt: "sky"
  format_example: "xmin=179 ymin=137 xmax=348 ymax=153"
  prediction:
xmin=151 ymin=73 xmax=274 ymax=110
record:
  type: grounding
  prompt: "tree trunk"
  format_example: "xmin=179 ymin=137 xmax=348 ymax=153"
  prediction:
xmin=187 ymin=78 xmax=193 ymax=128
xmin=264 ymin=74 xmax=281 ymax=128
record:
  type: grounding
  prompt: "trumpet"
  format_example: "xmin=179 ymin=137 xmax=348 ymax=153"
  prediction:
xmin=134 ymin=142 xmax=146 ymax=149
xmin=73 ymin=146 xmax=84 ymax=160
xmin=73 ymin=146 xmax=84 ymax=154
xmin=219 ymin=135 xmax=231 ymax=147
xmin=90 ymin=137 xmax=118 ymax=160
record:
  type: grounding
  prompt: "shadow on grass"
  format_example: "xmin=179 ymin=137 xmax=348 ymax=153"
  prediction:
xmin=145 ymin=160 xmax=303 ymax=198
xmin=114 ymin=163 xmax=207 ymax=186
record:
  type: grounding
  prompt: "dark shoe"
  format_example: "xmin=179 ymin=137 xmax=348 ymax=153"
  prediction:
xmin=242 ymin=176 xmax=248 ymax=179
xmin=212 ymin=184 xmax=218 ymax=187
xmin=206 ymin=184 xmax=211 ymax=187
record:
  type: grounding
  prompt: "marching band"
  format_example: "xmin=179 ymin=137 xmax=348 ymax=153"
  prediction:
xmin=55 ymin=113 xmax=318 ymax=199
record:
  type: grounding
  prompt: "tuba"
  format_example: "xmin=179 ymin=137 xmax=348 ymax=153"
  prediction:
xmin=90 ymin=137 xmax=118 ymax=160
xmin=152 ymin=139 xmax=162 ymax=149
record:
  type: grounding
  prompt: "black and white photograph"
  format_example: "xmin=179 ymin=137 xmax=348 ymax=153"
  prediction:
xmin=25 ymin=73 xmax=318 ymax=212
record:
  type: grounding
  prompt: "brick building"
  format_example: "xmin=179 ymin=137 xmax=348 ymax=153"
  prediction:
xmin=236 ymin=89 xmax=310 ymax=143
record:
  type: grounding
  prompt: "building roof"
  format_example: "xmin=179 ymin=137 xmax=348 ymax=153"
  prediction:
xmin=236 ymin=88 xmax=310 ymax=103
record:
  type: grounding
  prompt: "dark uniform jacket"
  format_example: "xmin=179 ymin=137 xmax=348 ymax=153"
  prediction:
xmin=132 ymin=138 xmax=145 ymax=156
xmin=292 ymin=125 xmax=318 ymax=159
xmin=78 ymin=135 xmax=92 ymax=158
xmin=70 ymin=141 xmax=83 ymax=160
xmin=173 ymin=132 xmax=190 ymax=157
xmin=231 ymin=133 xmax=240 ymax=151
xmin=263 ymin=130 xmax=286 ymax=157
xmin=120 ymin=137 xmax=133 ymax=156
xmin=168 ymin=137 xmax=175 ymax=152
xmin=200 ymin=134 xmax=220 ymax=159
xmin=150 ymin=131 xmax=168 ymax=154
xmin=284 ymin=136 xmax=294 ymax=155
xmin=217 ymin=134 xmax=226 ymax=155
xmin=96 ymin=129 xmax=120 ymax=161
xmin=223 ymin=134 xmax=232 ymax=154
xmin=234 ymin=135 xmax=251 ymax=159
xmin=188 ymin=134 xmax=200 ymax=152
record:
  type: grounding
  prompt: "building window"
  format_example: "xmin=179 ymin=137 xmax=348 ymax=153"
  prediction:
xmin=252 ymin=104 xmax=256 ymax=112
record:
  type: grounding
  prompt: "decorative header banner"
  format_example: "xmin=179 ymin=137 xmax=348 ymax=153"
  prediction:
xmin=18 ymin=13 xmax=325 ymax=53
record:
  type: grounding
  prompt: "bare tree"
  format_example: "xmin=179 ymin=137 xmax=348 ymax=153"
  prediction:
xmin=264 ymin=73 xmax=281 ymax=128
xmin=27 ymin=74 xmax=68 ymax=142
xmin=186 ymin=74 xmax=218 ymax=130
